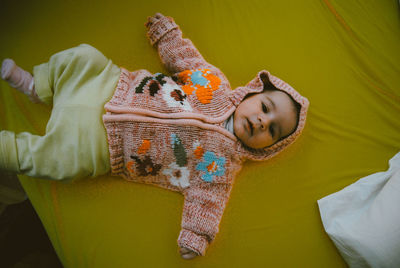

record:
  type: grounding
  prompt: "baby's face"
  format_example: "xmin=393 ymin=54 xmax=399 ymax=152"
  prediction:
xmin=233 ymin=90 xmax=298 ymax=149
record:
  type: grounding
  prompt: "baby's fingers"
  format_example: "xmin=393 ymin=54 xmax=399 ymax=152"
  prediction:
xmin=145 ymin=13 xmax=165 ymax=28
xmin=179 ymin=247 xmax=198 ymax=260
xmin=154 ymin=13 xmax=164 ymax=19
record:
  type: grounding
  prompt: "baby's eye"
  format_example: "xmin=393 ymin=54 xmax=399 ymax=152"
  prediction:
xmin=262 ymin=103 xmax=268 ymax=113
xmin=269 ymin=125 xmax=275 ymax=137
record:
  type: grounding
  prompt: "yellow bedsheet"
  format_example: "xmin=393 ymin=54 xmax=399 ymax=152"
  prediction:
xmin=1 ymin=0 xmax=399 ymax=267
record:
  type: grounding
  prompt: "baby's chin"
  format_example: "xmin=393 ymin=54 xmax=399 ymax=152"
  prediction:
xmin=240 ymin=135 xmax=274 ymax=149
xmin=237 ymin=135 xmax=262 ymax=149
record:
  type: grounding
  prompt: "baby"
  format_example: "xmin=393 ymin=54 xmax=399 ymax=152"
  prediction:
xmin=0 ymin=13 xmax=309 ymax=259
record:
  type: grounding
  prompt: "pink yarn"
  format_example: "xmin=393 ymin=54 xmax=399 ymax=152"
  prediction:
xmin=103 ymin=16 xmax=309 ymax=256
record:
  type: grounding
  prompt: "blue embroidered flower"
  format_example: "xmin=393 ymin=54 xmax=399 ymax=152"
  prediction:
xmin=196 ymin=151 xmax=226 ymax=182
xmin=191 ymin=70 xmax=209 ymax=87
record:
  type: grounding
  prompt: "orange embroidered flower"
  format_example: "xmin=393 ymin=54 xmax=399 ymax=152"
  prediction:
xmin=182 ymin=84 xmax=195 ymax=95
xmin=194 ymin=146 xmax=204 ymax=159
xmin=207 ymin=161 xmax=218 ymax=173
xmin=205 ymin=72 xmax=221 ymax=91
xmin=177 ymin=69 xmax=221 ymax=104
xmin=138 ymin=139 xmax=151 ymax=154
xmin=195 ymin=86 xmax=213 ymax=104
xmin=177 ymin=70 xmax=192 ymax=82
xmin=126 ymin=161 xmax=135 ymax=173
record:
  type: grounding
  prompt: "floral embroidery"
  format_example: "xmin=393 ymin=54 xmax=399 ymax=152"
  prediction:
xmin=162 ymin=162 xmax=190 ymax=189
xmin=135 ymin=73 xmax=192 ymax=111
xmin=126 ymin=160 xmax=135 ymax=174
xmin=171 ymin=134 xmax=187 ymax=167
xmin=161 ymin=134 xmax=191 ymax=188
xmin=193 ymin=140 xmax=204 ymax=159
xmin=177 ymin=69 xmax=221 ymax=104
xmin=138 ymin=139 xmax=151 ymax=155
xmin=130 ymin=155 xmax=162 ymax=176
xmin=135 ymin=73 xmax=167 ymax=96
xmin=154 ymin=73 xmax=168 ymax=85
xmin=135 ymin=77 xmax=152 ymax=94
xmin=148 ymin=80 xmax=160 ymax=96
xmin=196 ymin=151 xmax=226 ymax=182
xmin=170 ymin=89 xmax=186 ymax=102
xmin=161 ymin=83 xmax=192 ymax=111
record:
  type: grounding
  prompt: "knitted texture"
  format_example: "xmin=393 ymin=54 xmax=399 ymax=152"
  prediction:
xmin=103 ymin=16 xmax=309 ymax=256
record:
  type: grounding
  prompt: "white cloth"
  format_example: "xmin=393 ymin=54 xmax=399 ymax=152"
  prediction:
xmin=318 ymin=151 xmax=400 ymax=268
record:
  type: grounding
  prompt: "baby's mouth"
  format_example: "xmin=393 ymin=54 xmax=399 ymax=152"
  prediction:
xmin=247 ymin=118 xmax=253 ymax=135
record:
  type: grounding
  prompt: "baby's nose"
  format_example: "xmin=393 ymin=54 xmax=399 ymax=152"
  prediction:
xmin=258 ymin=114 xmax=271 ymax=130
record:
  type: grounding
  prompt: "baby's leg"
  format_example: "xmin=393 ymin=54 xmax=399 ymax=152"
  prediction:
xmin=0 ymin=127 xmax=96 ymax=181
xmin=1 ymin=44 xmax=114 ymax=106
xmin=0 ymin=44 xmax=119 ymax=181
xmin=1 ymin=59 xmax=41 ymax=103
xmin=31 ymin=44 xmax=119 ymax=106
xmin=0 ymin=130 xmax=53 ymax=179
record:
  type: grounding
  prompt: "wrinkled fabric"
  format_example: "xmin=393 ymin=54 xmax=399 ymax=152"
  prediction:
xmin=319 ymin=152 xmax=400 ymax=268
xmin=0 ymin=0 xmax=399 ymax=267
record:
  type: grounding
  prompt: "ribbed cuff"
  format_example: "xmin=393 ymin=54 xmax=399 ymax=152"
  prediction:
xmin=178 ymin=229 xmax=209 ymax=256
xmin=33 ymin=62 xmax=53 ymax=105
xmin=0 ymin=131 xmax=20 ymax=172
xmin=147 ymin=16 xmax=179 ymax=46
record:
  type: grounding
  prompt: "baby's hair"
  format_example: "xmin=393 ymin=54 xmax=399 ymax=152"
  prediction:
xmin=280 ymin=93 xmax=300 ymax=140
xmin=261 ymin=74 xmax=301 ymax=141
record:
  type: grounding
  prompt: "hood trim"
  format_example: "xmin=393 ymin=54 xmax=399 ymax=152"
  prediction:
xmin=231 ymin=70 xmax=310 ymax=161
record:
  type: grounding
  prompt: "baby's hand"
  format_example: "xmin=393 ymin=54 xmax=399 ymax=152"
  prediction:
xmin=179 ymin=247 xmax=198 ymax=260
xmin=145 ymin=12 xmax=166 ymax=28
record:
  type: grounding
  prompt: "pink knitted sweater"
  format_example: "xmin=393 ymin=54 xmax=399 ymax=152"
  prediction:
xmin=102 ymin=16 xmax=309 ymax=256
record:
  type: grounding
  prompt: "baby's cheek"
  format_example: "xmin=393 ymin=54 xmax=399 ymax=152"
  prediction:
xmin=235 ymin=125 xmax=247 ymax=142
xmin=241 ymin=135 xmax=256 ymax=148
xmin=251 ymin=134 xmax=272 ymax=149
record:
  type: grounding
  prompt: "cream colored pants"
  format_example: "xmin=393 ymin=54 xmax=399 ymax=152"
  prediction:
xmin=0 ymin=44 xmax=121 ymax=181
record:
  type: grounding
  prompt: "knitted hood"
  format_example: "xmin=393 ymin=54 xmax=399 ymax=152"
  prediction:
xmin=229 ymin=70 xmax=309 ymax=161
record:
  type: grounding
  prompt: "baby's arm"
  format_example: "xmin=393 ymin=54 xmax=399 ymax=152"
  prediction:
xmin=178 ymin=182 xmax=232 ymax=258
xmin=146 ymin=13 xmax=230 ymax=88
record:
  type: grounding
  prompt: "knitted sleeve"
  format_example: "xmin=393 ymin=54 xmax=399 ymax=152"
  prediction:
xmin=178 ymin=182 xmax=233 ymax=256
xmin=146 ymin=16 xmax=230 ymax=88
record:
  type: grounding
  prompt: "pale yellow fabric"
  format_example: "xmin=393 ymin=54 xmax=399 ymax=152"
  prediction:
xmin=0 ymin=0 xmax=399 ymax=267
xmin=1 ymin=44 xmax=120 ymax=181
